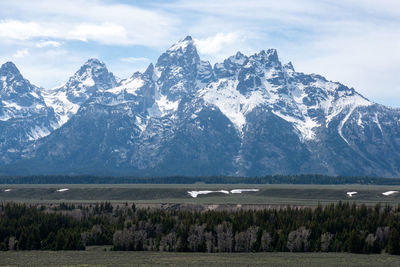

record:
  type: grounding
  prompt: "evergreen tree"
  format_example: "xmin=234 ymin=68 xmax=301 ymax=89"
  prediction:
xmin=388 ymin=229 xmax=400 ymax=255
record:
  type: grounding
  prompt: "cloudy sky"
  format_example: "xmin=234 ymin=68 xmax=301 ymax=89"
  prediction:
xmin=0 ymin=0 xmax=399 ymax=107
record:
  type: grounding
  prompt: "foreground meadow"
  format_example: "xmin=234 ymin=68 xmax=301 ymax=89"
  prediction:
xmin=1 ymin=251 xmax=400 ymax=267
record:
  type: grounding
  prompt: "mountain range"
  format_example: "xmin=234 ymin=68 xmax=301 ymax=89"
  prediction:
xmin=1 ymin=36 xmax=399 ymax=177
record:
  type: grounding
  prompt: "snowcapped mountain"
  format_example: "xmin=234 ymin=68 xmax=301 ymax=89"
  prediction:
xmin=0 ymin=62 xmax=57 ymax=163
xmin=1 ymin=36 xmax=399 ymax=177
xmin=43 ymin=58 xmax=118 ymax=127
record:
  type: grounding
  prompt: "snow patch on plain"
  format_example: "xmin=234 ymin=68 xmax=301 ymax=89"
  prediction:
xmin=230 ymin=189 xmax=259 ymax=194
xmin=188 ymin=189 xmax=259 ymax=198
xmin=346 ymin=191 xmax=357 ymax=197
xmin=187 ymin=190 xmax=230 ymax=198
xmin=382 ymin=191 xmax=399 ymax=196
xmin=56 ymin=188 xmax=69 ymax=192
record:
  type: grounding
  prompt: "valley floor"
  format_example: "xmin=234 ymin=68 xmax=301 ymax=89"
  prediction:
xmin=1 ymin=184 xmax=400 ymax=207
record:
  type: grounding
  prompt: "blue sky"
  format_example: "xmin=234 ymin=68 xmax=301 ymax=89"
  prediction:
xmin=0 ymin=0 xmax=399 ymax=107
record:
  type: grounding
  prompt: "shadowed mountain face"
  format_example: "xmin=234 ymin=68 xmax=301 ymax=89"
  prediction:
xmin=1 ymin=36 xmax=399 ymax=177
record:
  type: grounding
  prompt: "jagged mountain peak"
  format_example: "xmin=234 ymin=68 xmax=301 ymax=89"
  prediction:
xmin=0 ymin=62 xmax=57 ymax=146
xmin=284 ymin=62 xmax=295 ymax=72
xmin=43 ymin=58 xmax=118 ymax=128
xmin=249 ymin=49 xmax=281 ymax=69
xmin=228 ymin=52 xmax=248 ymax=65
xmin=62 ymin=58 xmax=117 ymax=93
xmin=167 ymin=35 xmax=194 ymax=52
xmin=157 ymin=36 xmax=199 ymax=68
xmin=155 ymin=37 xmax=203 ymax=101
xmin=73 ymin=58 xmax=114 ymax=83
xmin=182 ymin=35 xmax=193 ymax=41
xmin=0 ymin=61 xmax=21 ymax=77
xmin=143 ymin=63 xmax=155 ymax=78
xmin=0 ymin=61 xmax=40 ymax=98
xmin=84 ymin=58 xmax=103 ymax=65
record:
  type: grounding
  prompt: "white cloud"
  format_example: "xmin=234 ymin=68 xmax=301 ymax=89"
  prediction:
xmin=36 ymin=40 xmax=61 ymax=48
xmin=194 ymin=33 xmax=241 ymax=55
xmin=67 ymin=23 xmax=128 ymax=44
xmin=14 ymin=49 xmax=29 ymax=58
xmin=0 ymin=0 xmax=178 ymax=47
xmin=120 ymin=57 xmax=149 ymax=63
xmin=0 ymin=20 xmax=55 ymax=40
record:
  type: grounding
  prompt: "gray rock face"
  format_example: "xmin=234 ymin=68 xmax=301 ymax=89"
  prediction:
xmin=1 ymin=36 xmax=400 ymax=177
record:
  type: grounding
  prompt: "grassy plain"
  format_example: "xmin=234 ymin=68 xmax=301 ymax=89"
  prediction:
xmin=1 ymin=250 xmax=400 ymax=267
xmin=1 ymin=184 xmax=400 ymax=207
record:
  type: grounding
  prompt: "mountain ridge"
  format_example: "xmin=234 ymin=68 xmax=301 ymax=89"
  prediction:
xmin=1 ymin=36 xmax=399 ymax=177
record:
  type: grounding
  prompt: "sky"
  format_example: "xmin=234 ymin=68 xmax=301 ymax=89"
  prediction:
xmin=0 ymin=0 xmax=399 ymax=107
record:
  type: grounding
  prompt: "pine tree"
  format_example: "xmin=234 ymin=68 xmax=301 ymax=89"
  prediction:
xmin=388 ymin=228 xmax=400 ymax=255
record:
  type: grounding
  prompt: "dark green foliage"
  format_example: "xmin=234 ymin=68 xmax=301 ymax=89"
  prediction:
xmin=387 ymin=228 xmax=400 ymax=255
xmin=1 ymin=202 xmax=400 ymax=254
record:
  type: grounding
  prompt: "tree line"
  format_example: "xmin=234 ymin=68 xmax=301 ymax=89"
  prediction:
xmin=1 ymin=174 xmax=400 ymax=185
xmin=0 ymin=202 xmax=400 ymax=254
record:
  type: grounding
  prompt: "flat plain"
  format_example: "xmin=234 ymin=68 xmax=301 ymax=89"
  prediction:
xmin=1 ymin=184 xmax=400 ymax=206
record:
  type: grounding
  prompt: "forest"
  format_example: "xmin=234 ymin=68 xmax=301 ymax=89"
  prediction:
xmin=1 ymin=174 xmax=400 ymax=185
xmin=1 ymin=202 xmax=400 ymax=255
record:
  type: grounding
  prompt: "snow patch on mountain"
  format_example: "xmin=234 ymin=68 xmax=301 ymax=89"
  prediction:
xmin=201 ymin=78 xmax=268 ymax=134
xmin=147 ymin=94 xmax=180 ymax=118
xmin=43 ymin=90 xmax=80 ymax=126
xmin=28 ymin=125 xmax=52 ymax=141
xmin=323 ymin=94 xmax=372 ymax=144
xmin=107 ymin=77 xmax=144 ymax=96
xmin=43 ymin=59 xmax=117 ymax=127
xmin=373 ymin=113 xmax=383 ymax=135
xmin=272 ymin=110 xmax=320 ymax=141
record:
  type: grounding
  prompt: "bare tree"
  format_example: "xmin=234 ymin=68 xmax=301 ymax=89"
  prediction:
xmin=160 ymin=232 xmax=177 ymax=252
xmin=376 ymin=226 xmax=390 ymax=247
xmin=320 ymin=232 xmax=333 ymax=252
xmin=187 ymin=224 xmax=206 ymax=252
xmin=215 ymin=223 xmax=233 ymax=252
xmin=205 ymin=232 xmax=215 ymax=253
xmin=234 ymin=226 xmax=259 ymax=252
xmin=234 ymin=231 xmax=248 ymax=252
xmin=113 ymin=228 xmax=133 ymax=250
xmin=133 ymin=229 xmax=147 ymax=250
xmin=261 ymin=231 xmax=272 ymax=252
xmin=287 ymin=227 xmax=311 ymax=252
xmin=8 ymin=236 xmax=17 ymax=251
xmin=365 ymin=233 xmax=377 ymax=250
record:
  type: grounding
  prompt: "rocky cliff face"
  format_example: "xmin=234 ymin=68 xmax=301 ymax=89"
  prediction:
xmin=1 ymin=36 xmax=399 ymax=177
